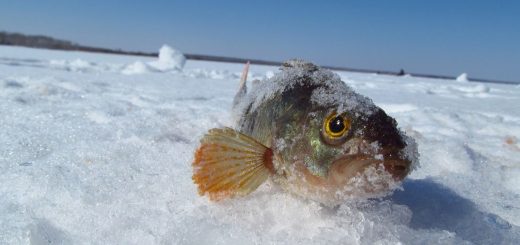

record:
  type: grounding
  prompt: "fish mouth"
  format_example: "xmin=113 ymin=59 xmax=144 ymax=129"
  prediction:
xmin=283 ymin=152 xmax=410 ymax=195
xmin=382 ymin=159 xmax=410 ymax=180
xmin=279 ymin=154 xmax=410 ymax=202
xmin=330 ymin=154 xmax=410 ymax=183
xmin=337 ymin=137 xmax=410 ymax=180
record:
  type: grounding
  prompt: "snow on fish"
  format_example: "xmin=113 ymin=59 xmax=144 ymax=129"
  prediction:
xmin=192 ymin=59 xmax=419 ymax=205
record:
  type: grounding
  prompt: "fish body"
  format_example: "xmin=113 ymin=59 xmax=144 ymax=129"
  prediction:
xmin=193 ymin=60 xmax=418 ymax=205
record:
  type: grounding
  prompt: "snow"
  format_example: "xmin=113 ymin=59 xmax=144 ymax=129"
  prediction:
xmin=238 ymin=59 xmax=378 ymax=121
xmin=1 ymin=45 xmax=520 ymax=244
xmin=151 ymin=45 xmax=186 ymax=71
xmin=121 ymin=45 xmax=186 ymax=75
xmin=121 ymin=61 xmax=150 ymax=75
xmin=456 ymin=73 xmax=469 ymax=82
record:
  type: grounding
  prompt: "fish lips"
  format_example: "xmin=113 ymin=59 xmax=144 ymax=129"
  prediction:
xmin=382 ymin=158 xmax=410 ymax=180
xmin=330 ymin=154 xmax=410 ymax=183
xmin=335 ymin=137 xmax=410 ymax=181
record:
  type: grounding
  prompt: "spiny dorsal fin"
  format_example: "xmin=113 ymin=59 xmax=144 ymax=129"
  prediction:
xmin=232 ymin=61 xmax=249 ymax=108
xmin=192 ymin=127 xmax=273 ymax=201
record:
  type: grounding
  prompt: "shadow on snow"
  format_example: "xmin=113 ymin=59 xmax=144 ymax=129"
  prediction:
xmin=390 ymin=179 xmax=520 ymax=244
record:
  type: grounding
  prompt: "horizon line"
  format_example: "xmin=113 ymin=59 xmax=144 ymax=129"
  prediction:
xmin=1 ymin=31 xmax=518 ymax=85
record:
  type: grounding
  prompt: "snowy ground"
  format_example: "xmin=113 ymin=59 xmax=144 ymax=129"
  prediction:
xmin=1 ymin=45 xmax=519 ymax=244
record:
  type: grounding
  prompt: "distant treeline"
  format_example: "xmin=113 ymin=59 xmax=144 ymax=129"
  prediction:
xmin=0 ymin=31 xmax=155 ymax=57
xmin=0 ymin=31 xmax=517 ymax=85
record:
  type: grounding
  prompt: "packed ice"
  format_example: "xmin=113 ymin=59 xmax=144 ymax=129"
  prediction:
xmin=1 ymin=45 xmax=519 ymax=244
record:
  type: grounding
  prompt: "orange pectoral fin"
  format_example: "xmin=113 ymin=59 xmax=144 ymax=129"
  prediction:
xmin=192 ymin=127 xmax=272 ymax=201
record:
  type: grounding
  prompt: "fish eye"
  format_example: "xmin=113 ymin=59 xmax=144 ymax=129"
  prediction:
xmin=322 ymin=112 xmax=350 ymax=144
xmin=328 ymin=116 xmax=345 ymax=135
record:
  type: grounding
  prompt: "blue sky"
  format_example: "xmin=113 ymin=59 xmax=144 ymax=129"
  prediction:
xmin=1 ymin=0 xmax=519 ymax=82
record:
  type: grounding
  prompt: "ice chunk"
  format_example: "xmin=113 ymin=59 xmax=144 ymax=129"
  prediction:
xmin=456 ymin=73 xmax=469 ymax=82
xmin=148 ymin=45 xmax=186 ymax=71
xmin=50 ymin=58 xmax=95 ymax=72
xmin=122 ymin=45 xmax=186 ymax=74
xmin=121 ymin=61 xmax=150 ymax=75
xmin=458 ymin=84 xmax=490 ymax=93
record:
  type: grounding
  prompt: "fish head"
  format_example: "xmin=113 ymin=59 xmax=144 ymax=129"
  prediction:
xmin=318 ymin=107 xmax=411 ymax=178
xmin=269 ymin=60 xmax=418 ymax=203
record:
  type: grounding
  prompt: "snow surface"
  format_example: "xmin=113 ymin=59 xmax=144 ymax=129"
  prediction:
xmin=1 ymin=45 xmax=520 ymax=244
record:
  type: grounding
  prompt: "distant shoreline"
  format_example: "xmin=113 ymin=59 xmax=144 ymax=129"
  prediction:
xmin=1 ymin=31 xmax=517 ymax=85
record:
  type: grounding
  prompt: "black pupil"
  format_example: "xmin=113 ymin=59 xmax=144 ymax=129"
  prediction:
xmin=329 ymin=116 xmax=345 ymax=133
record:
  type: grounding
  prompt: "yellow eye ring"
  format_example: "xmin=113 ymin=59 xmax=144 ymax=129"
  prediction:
xmin=323 ymin=113 xmax=350 ymax=139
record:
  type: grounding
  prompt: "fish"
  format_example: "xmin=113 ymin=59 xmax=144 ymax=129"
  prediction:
xmin=192 ymin=59 xmax=418 ymax=205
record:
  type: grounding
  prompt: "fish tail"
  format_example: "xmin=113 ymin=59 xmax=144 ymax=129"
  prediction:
xmin=192 ymin=127 xmax=274 ymax=201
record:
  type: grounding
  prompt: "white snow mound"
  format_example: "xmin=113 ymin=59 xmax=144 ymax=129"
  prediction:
xmin=121 ymin=61 xmax=151 ymax=75
xmin=456 ymin=73 xmax=469 ymax=82
xmin=148 ymin=45 xmax=186 ymax=71
xmin=122 ymin=45 xmax=186 ymax=75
